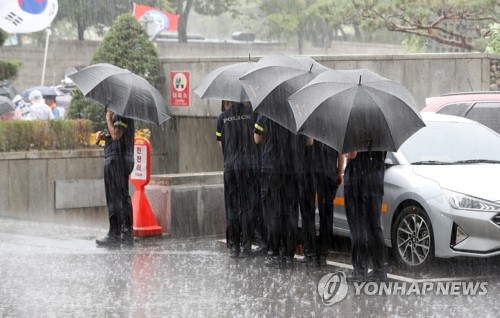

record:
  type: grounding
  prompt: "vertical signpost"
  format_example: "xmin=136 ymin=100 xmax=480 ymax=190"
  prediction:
xmin=130 ymin=137 xmax=163 ymax=237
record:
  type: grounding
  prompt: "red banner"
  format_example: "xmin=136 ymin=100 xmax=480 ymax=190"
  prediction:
xmin=133 ymin=3 xmax=178 ymax=31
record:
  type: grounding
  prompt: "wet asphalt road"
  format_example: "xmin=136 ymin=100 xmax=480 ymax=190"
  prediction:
xmin=0 ymin=217 xmax=499 ymax=318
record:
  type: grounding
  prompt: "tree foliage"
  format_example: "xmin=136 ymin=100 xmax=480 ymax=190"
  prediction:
xmin=56 ymin=0 xmax=133 ymax=40
xmin=259 ymin=0 xmax=359 ymax=53
xmin=0 ymin=30 xmax=8 ymax=46
xmin=353 ymin=0 xmax=500 ymax=51
xmin=66 ymin=14 xmax=161 ymax=131
xmin=172 ymin=0 xmax=238 ymax=42
xmin=484 ymin=23 xmax=500 ymax=54
xmin=0 ymin=60 xmax=21 ymax=82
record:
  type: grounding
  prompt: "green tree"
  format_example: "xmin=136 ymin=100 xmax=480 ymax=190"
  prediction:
xmin=484 ymin=23 xmax=500 ymax=54
xmin=66 ymin=14 xmax=161 ymax=131
xmin=0 ymin=60 xmax=21 ymax=82
xmin=259 ymin=0 xmax=359 ymax=54
xmin=304 ymin=0 xmax=359 ymax=49
xmin=172 ymin=0 xmax=238 ymax=42
xmin=0 ymin=30 xmax=8 ymax=46
xmin=353 ymin=0 xmax=500 ymax=51
xmin=56 ymin=0 xmax=133 ymax=40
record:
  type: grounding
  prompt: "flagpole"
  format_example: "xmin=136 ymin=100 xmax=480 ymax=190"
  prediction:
xmin=41 ymin=27 xmax=52 ymax=86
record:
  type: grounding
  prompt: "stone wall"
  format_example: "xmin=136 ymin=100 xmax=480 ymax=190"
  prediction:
xmin=0 ymin=149 xmax=108 ymax=228
xmin=0 ymin=40 xmax=403 ymax=91
xmin=0 ymin=149 xmax=225 ymax=238
xmin=163 ymin=53 xmax=495 ymax=173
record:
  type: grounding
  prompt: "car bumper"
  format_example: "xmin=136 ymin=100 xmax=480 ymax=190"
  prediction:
xmin=428 ymin=195 xmax=500 ymax=258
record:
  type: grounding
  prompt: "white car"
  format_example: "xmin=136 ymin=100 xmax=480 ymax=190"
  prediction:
xmin=332 ymin=113 xmax=500 ymax=267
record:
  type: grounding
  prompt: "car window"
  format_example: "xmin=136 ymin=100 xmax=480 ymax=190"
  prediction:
xmin=465 ymin=102 xmax=500 ymax=134
xmin=436 ymin=102 xmax=472 ymax=116
xmin=399 ymin=121 xmax=500 ymax=163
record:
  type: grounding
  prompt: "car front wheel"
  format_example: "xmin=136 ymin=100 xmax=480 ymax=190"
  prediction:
xmin=392 ymin=206 xmax=434 ymax=267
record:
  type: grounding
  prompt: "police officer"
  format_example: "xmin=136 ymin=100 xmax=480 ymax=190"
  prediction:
xmin=283 ymin=130 xmax=312 ymax=266
xmin=298 ymin=139 xmax=317 ymax=265
xmin=316 ymin=141 xmax=344 ymax=264
xmin=300 ymin=140 xmax=344 ymax=266
xmin=217 ymin=100 xmax=260 ymax=258
xmin=344 ymin=151 xmax=388 ymax=282
xmin=254 ymin=115 xmax=311 ymax=267
xmin=96 ymin=111 xmax=135 ymax=246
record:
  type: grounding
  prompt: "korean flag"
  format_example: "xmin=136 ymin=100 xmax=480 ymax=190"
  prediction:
xmin=0 ymin=0 xmax=59 ymax=34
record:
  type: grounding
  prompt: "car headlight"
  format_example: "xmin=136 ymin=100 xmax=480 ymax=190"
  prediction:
xmin=443 ymin=189 xmax=500 ymax=212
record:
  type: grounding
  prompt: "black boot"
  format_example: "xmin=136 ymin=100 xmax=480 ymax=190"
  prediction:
xmin=263 ymin=253 xmax=280 ymax=268
xmin=365 ymin=270 xmax=387 ymax=282
xmin=96 ymin=233 xmax=121 ymax=246
xmin=346 ymin=269 xmax=367 ymax=282
xmin=230 ymin=247 xmax=240 ymax=258
xmin=298 ymin=255 xmax=318 ymax=266
xmin=121 ymin=228 xmax=134 ymax=246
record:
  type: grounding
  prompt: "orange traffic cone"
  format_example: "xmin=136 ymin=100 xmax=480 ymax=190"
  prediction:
xmin=132 ymin=187 xmax=163 ymax=237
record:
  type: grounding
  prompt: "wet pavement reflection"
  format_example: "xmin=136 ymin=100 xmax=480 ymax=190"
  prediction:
xmin=0 ymin=217 xmax=498 ymax=317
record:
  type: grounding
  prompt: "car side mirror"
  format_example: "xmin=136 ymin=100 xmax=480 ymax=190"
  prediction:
xmin=385 ymin=157 xmax=395 ymax=167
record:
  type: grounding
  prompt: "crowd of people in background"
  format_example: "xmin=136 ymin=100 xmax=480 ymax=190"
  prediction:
xmin=217 ymin=100 xmax=389 ymax=282
xmin=0 ymin=89 xmax=65 ymax=121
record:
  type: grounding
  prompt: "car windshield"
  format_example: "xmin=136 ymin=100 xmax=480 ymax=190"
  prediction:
xmin=399 ymin=120 xmax=500 ymax=164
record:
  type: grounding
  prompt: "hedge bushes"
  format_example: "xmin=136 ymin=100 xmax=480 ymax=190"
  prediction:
xmin=0 ymin=59 xmax=21 ymax=82
xmin=0 ymin=119 xmax=95 ymax=151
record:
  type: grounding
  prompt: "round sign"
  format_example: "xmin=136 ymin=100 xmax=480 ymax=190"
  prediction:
xmin=173 ymin=73 xmax=188 ymax=92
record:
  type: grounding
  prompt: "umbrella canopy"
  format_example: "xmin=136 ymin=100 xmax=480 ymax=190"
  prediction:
xmin=0 ymin=96 xmax=16 ymax=116
xmin=0 ymin=82 xmax=16 ymax=99
xmin=239 ymin=54 xmax=329 ymax=132
xmin=68 ymin=63 xmax=171 ymax=125
xmin=21 ymin=86 xmax=63 ymax=101
xmin=192 ymin=61 xmax=256 ymax=102
xmin=288 ymin=69 xmax=425 ymax=153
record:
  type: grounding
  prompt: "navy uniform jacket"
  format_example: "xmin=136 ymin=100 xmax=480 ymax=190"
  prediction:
xmin=344 ymin=151 xmax=386 ymax=195
xmin=104 ymin=114 xmax=135 ymax=160
xmin=216 ymin=103 xmax=260 ymax=172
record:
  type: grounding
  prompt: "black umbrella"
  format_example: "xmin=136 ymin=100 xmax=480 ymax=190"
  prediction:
xmin=0 ymin=96 xmax=16 ymax=116
xmin=68 ymin=63 xmax=171 ymax=125
xmin=21 ymin=86 xmax=63 ymax=101
xmin=288 ymin=69 xmax=425 ymax=153
xmin=239 ymin=54 xmax=329 ymax=132
xmin=192 ymin=61 xmax=256 ymax=102
xmin=0 ymin=82 xmax=16 ymax=99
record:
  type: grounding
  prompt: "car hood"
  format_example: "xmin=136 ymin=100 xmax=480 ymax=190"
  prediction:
xmin=412 ymin=165 xmax=500 ymax=202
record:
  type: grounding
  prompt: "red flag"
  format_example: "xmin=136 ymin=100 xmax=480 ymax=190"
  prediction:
xmin=133 ymin=3 xmax=178 ymax=32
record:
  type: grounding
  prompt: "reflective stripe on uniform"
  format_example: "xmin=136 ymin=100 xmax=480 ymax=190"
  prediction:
xmin=114 ymin=121 xmax=128 ymax=129
xmin=254 ymin=123 xmax=264 ymax=132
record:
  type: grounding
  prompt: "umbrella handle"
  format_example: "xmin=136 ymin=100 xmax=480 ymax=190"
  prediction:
xmin=367 ymin=139 xmax=373 ymax=162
